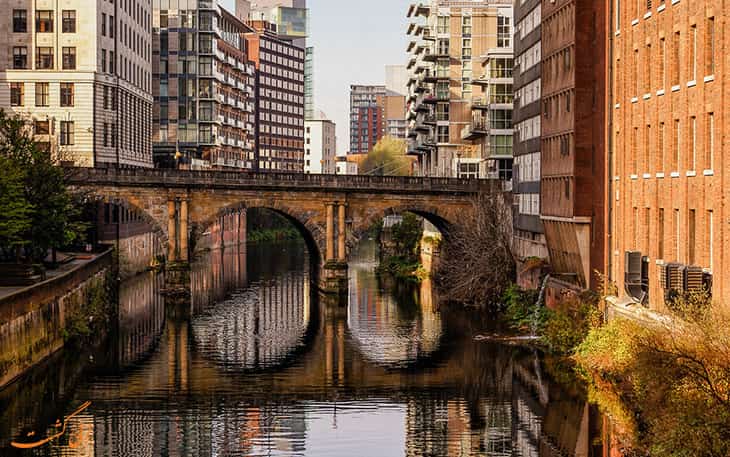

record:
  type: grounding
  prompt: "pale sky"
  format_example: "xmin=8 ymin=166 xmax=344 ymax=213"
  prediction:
xmin=223 ymin=0 xmax=411 ymax=154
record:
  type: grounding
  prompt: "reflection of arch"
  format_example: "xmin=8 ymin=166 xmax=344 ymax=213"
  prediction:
xmin=349 ymin=204 xmax=453 ymax=255
xmin=194 ymin=200 xmax=326 ymax=266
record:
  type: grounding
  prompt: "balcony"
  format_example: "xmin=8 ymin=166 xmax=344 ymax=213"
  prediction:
xmin=461 ymin=120 xmax=488 ymax=141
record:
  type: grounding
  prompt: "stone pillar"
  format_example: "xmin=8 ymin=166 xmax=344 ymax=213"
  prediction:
xmin=338 ymin=203 xmax=347 ymax=262
xmin=237 ymin=210 xmax=246 ymax=244
xmin=179 ymin=199 xmax=189 ymax=262
xmin=167 ymin=200 xmax=177 ymax=262
xmin=326 ymin=203 xmax=335 ymax=261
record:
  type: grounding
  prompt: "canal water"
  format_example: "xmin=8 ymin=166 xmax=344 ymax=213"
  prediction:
xmin=0 ymin=240 xmax=615 ymax=456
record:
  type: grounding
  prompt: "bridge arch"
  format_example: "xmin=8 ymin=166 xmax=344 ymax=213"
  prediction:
xmin=80 ymin=191 xmax=169 ymax=248
xmin=193 ymin=199 xmax=327 ymax=266
xmin=348 ymin=203 xmax=455 ymax=256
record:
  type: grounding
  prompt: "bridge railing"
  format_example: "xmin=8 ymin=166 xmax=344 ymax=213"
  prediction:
xmin=65 ymin=167 xmax=503 ymax=194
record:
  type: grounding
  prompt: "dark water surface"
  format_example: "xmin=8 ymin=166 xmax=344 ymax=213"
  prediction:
xmin=0 ymin=240 xmax=614 ymax=456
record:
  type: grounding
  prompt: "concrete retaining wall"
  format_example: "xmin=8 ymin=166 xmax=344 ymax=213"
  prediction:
xmin=0 ymin=250 xmax=113 ymax=389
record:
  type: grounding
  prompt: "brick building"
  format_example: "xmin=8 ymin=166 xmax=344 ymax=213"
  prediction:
xmin=350 ymin=85 xmax=386 ymax=154
xmin=540 ymin=0 xmax=607 ymax=296
xmin=610 ymin=0 xmax=728 ymax=311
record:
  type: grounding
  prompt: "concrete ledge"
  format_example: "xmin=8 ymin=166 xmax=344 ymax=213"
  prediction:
xmin=605 ymin=295 xmax=672 ymax=327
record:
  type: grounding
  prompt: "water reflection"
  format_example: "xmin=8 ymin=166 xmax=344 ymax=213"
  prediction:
xmin=1 ymin=240 xmax=612 ymax=456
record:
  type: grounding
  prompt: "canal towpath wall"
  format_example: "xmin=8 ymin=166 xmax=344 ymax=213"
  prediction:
xmin=0 ymin=249 xmax=114 ymax=389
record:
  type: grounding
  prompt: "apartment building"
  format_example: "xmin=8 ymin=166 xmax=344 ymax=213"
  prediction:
xmin=151 ymin=2 xmax=256 ymax=170
xmin=244 ymin=20 xmax=305 ymax=171
xmin=0 ymin=0 xmax=153 ymax=168
xmin=512 ymin=0 xmax=547 ymax=284
xmin=385 ymin=89 xmax=408 ymax=140
xmin=304 ymin=118 xmax=336 ymax=174
xmin=610 ymin=0 xmax=728 ymax=311
xmin=350 ymin=85 xmax=386 ymax=154
xmin=541 ymin=0 xmax=607 ymax=297
xmin=405 ymin=0 xmax=514 ymax=178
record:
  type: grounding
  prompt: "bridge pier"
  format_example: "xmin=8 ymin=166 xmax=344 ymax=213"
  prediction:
xmin=165 ymin=197 xmax=192 ymax=308
xmin=319 ymin=201 xmax=348 ymax=302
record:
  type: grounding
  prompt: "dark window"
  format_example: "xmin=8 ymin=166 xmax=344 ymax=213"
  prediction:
xmin=34 ymin=120 xmax=50 ymax=135
xmin=10 ymin=83 xmax=24 ymax=106
xmin=62 ymin=47 xmax=76 ymax=69
xmin=60 ymin=121 xmax=74 ymax=145
xmin=13 ymin=10 xmax=27 ymax=33
xmin=12 ymin=47 xmax=28 ymax=69
xmin=60 ymin=83 xmax=74 ymax=107
xmin=62 ymin=10 xmax=76 ymax=33
xmin=35 ymin=11 xmax=53 ymax=33
xmin=101 ymin=13 xmax=106 ymax=36
xmin=36 ymin=47 xmax=53 ymax=69
xmin=35 ymin=82 xmax=49 ymax=106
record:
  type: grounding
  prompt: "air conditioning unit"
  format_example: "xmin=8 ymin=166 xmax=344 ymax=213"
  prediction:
xmin=703 ymin=271 xmax=713 ymax=296
xmin=684 ymin=265 xmax=704 ymax=292
xmin=659 ymin=262 xmax=684 ymax=291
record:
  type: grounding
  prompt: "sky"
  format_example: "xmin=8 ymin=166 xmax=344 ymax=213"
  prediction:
xmin=223 ymin=0 xmax=411 ymax=154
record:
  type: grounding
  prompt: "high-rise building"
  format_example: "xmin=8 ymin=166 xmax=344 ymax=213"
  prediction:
xmin=540 ymin=0 xmax=607 ymax=295
xmin=244 ymin=21 xmax=305 ymax=171
xmin=0 ymin=0 xmax=153 ymax=168
xmin=405 ymin=0 xmax=514 ymax=178
xmin=512 ymin=0 xmax=547 ymax=285
xmin=350 ymin=85 xmax=386 ymax=154
xmin=609 ymin=1 xmax=728 ymax=310
xmin=151 ymin=2 xmax=257 ymax=170
xmin=385 ymin=65 xmax=409 ymax=96
xmin=305 ymin=47 xmax=314 ymax=119
xmin=385 ymin=89 xmax=408 ymax=140
xmin=304 ymin=118 xmax=336 ymax=174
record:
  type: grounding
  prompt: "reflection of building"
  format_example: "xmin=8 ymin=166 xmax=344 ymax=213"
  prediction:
xmin=304 ymin=118 xmax=336 ymax=174
xmin=0 ymin=0 xmax=153 ymax=167
xmin=350 ymin=85 xmax=387 ymax=154
xmin=117 ymin=272 xmax=166 ymax=368
xmin=151 ymin=2 xmax=257 ymax=170
xmin=405 ymin=1 xmax=514 ymax=177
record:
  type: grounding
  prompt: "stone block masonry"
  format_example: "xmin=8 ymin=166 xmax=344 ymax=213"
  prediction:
xmin=0 ymin=249 xmax=113 ymax=389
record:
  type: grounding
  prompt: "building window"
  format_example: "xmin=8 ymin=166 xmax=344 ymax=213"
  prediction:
xmin=60 ymin=83 xmax=74 ymax=107
xmin=688 ymin=209 xmax=696 ymax=265
xmin=34 ymin=120 xmax=50 ymax=135
xmin=673 ymin=119 xmax=680 ymax=170
xmin=689 ymin=25 xmax=697 ymax=82
xmin=615 ymin=0 xmax=620 ymax=30
xmin=672 ymin=31 xmax=680 ymax=86
xmin=437 ymin=125 xmax=449 ymax=143
xmin=103 ymin=123 xmax=108 ymax=147
xmin=10 ymin=83 xmax=24 ymax=107
xmin=658 ymin=122 xmax=665 ymax=170
xmin=708 ymin=210 xmax=713 ymax=270
xmin=659 ymin=37 xmax=666 ymax=88
xmin=13 ymin=9 xmax=27 ymax=33
xmin=12 ymin=47 xmax=28 ymax=69
xmin=645 ymin=124 xmax=651 ymax=172
xmin=60 ymin=121 xmax=74 ymax=146
xmin=35 ymin=11 xmax=53 ymax=33
xmin=437 ymin=16 xmax=449 ymax=34
xmin=461 ymin=38 xmax=472 ymax=58
xmin=706 ymin=112 xmax=714 ymax=170
xmin=658 ymin=208 xmax=665 ymax=260
xmin=689 ymin=116 xmax=696 ymax=170
xmin=706 ymin=17 xmax=715 ymax=76
xmin=35 ymin=82 xmax=49 ymax=106
xmin=497 ymin=16 xmax=511 ymax=47
xmin=462 ymin=15 xmax=472 ymax=35
xmin=674 ymin=209 xmax=680 ymax=260
xmin=62 ymin=10 xmax=76 ymax=33
xmin=101 ymin=13 xmax=106 ymax=36
xmin=645 ymin=43 xmax=652 ymax=93
xmin=36 ymin=47 xmax=54 ymax=69
xmin=62 ymin=47 xmax=76 ymax=70
xmin=109 ymin=15 xmax=114 ymax=39
xmin=490 ymin=135 xmax=513 ymax=156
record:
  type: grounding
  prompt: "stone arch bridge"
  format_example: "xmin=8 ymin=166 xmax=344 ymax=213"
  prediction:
xmin=67 ymin=167 xmax=495 ymax=294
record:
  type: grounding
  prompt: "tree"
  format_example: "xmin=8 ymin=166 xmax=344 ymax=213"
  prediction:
xmin=360 ymin=136 xmax=411 ymax=176
xmin=0 ymin=110 xmax=87 ymax=263
xmin=0 ymin=154 xmax=32 ymax=260
xmin=435 ymin=188 xmax=515 ymax=306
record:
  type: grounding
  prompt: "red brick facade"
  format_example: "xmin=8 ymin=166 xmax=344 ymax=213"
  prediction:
xmin=610 ymin=0 xmax=729 ymax=311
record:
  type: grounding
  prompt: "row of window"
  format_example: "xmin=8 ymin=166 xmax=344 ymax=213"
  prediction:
xmin=628 ymin=207 xmax=714 ymax=270
xmin=542 ymin=46 xmax=573 ymax=86
xmin=515 ymin=115 xmax=541 ymax=142
xmin=516 ymin=42 xmax=541 ymax=72
xmin=518 ymin=193 xmax=540 ymax=216
xmin=13 ymin=10 xmax=76 ymax=33
xmin=260 ymin=64 xmax=305 ymax=83
xmin=543 ymin=89 xmax=572 ymax=120
xmin=12 ymin=47 xmax=76 ymax=70
xmin=619 ymin=17 xmax=716 ymax=99
xmin=31 ymin=119 xmax=74 ymax=145
xmin=10 ymin=82 xmax=74 ymax=107
xmin=515 ymin=152 xmax=541 ymax=183
xmin=515 ymin=79 xmax=541 ymax=106
xmin=619 ymin=112 xmax=716 ymax=174
xmin=515 ymin=5 xmax=541 ymax=40
xmin=260 ymin=52 xmax=304 ymax=72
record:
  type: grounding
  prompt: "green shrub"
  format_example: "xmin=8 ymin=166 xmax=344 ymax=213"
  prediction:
xmin=541 ymin=292 xmax=602 ymax=355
